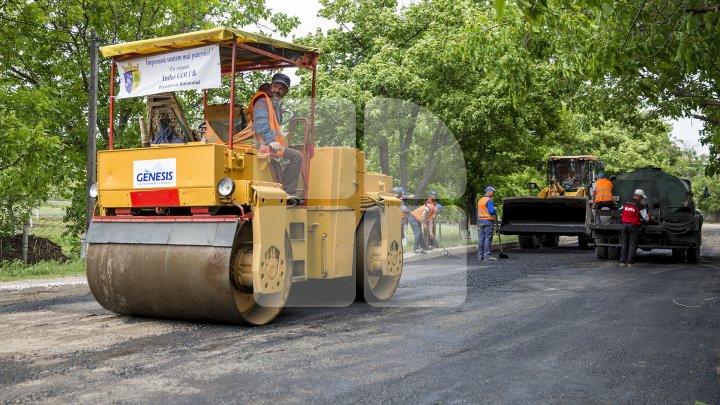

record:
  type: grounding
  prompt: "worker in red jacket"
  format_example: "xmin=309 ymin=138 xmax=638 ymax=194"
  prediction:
xmin=619 ymin=189 xmax=650 ymax=267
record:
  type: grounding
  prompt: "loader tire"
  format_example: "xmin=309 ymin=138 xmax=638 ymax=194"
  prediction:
xmin=519 ymin=235 xmax=541 ymax=249
xmin=578 ymin=235 xmax=593 ymax=250
xmin=541 ymin=235 xmax=559 ymax=248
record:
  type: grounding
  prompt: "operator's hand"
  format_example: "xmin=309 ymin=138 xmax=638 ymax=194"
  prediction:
xmin=268 ymin=141 xmax=285 ymax=152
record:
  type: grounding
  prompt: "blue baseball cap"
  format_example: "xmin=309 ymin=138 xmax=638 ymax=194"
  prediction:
xmin=597 ymin=173 xmax=605 ymax=178
xmin=485 ymin=186 xmax=497 ymax=192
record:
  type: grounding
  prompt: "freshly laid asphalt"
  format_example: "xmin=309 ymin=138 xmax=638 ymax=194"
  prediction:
xmin=0 ymin=226 xmax=718 ymax=404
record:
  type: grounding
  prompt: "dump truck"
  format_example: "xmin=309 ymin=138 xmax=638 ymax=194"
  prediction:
xmin=589 ymin=167 xmax=706 ymax=263
xmin=85 ymin=28 xmax=403 ymax=325
xmin=499 ymin=156 xmax=604 ymax=249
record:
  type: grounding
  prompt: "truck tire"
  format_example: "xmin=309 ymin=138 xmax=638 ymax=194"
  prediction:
xmin=608 ymin=243 xmax=620 ymax=260
xmin=596 ymin=246 xmax=608 ymax=260
xmin=596 ymin=239 xmax=608 ymax=260
xmin=671 ymin=248 xmax=685 ymax=263
xmin=686 ymin=247 xmax=699 ymax=264
xmin=519 ymin=235 xmax=541 ymax=249
xmin=541 ymin=235 xmax=559 ymax=248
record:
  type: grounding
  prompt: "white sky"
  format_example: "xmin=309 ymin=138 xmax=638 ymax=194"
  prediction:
xmin=671 ymin=117 xmax=708 ymax=154
xmin=259 ymin=1 xmax=706 ymax=155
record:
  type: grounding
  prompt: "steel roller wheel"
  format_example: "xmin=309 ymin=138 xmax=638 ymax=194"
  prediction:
xmin=356 ymin=211 xmax=401 ymax=302
xmin=230 ymin=225 xmax=293 ymax=325
xmin=86 ymin=221 xmax=292 ymax=326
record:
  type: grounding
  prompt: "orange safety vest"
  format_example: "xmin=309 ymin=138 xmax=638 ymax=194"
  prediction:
xmin=411 ymin=205 xmax=428 ymax=222
xmin=594 ymin=178 xmax=614 ymax=203
xmin=477 ymin=197 xmax=494 ymax=221
xmin=249 ymin=91 xmax=286 ymax=156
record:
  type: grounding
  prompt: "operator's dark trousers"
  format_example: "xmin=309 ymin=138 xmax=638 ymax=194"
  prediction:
xmin=408 ymin=215 xmax=424 ymax=252
xmin=273 ymin=147 xmax=303 ymax=196
xmin=620 ymin=223 xmax=640 ymax=264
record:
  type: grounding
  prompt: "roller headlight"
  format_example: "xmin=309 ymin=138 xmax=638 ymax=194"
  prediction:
xmin=89 ymin=182 xmax=99 ymax=198
xmin=217 ymin=178 xmax=235 ymax=197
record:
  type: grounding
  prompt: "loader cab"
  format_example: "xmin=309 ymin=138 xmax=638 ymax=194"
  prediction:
xmin=546 ymin=156 xmax=599 ymax=193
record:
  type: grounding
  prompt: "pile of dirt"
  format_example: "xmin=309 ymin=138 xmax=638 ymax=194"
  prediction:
xmin=0 ymin=235 xmax=69 ymax=264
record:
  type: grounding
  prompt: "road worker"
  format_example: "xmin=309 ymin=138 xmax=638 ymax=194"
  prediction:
xmin=249 ymin=73 xmax=303 ymax=202
xmin=477 ymin=186 xmax=498 ymax=260
xmin=619 ymin=189 xmax=650 ymax=267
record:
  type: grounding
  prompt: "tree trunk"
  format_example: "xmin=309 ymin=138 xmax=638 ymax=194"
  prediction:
xmin=378 ymin=136 xmax=390 ymax=175
xmin=22 ymin=220 xmax=29 ymax=265
xmin=399 ymin=103 xmax=420 ymax=190
xmin=415 ymin=124 xmax=445 ymax=196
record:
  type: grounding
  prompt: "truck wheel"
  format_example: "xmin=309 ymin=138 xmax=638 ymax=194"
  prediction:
xmin=519 ymin=235 xmax=540 ymax=249
xmin=608 ymin=245 xmax=620 ymax=260
xmin=686 ymin=247 xmax=700 ymax=264
xmin=671 ymin=248 xmax=685 ymax=263
xmin=596 ymin=239 xmax=608 ymax=260
xmin=541 ymin=235 xmax=559 ymax=248
xmin=578 ymin=235 xmax=593 ymax=250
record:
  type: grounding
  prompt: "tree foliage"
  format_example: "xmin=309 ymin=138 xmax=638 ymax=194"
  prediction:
xmin=0 ymin=0 xmax=298 ymax=235
xmin=494 ymin=0 xmax=720 ymax=173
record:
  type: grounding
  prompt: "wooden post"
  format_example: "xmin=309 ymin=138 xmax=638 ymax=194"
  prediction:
xmin=22 ymin=221 xmax=29 ymax=265
xmin=86 ymin=29 xmax=99 ymax=232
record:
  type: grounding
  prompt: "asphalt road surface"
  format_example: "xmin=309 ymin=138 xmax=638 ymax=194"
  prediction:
xmin=1 ymin=225 xmax=719 ymax=404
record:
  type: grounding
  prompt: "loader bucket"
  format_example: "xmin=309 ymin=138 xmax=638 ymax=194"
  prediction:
xmin=499 ymin=196 xmax=589 ymax=236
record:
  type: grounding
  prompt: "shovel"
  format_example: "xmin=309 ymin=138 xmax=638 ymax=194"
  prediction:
xmin=433 ymin=238 xmax=455 ymax=257
xmin=496 ymin=229 xmax=509 ymax=259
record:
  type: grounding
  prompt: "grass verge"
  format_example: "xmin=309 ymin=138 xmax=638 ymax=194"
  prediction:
xmin=0 ymin=258 xmax=85 ymax=282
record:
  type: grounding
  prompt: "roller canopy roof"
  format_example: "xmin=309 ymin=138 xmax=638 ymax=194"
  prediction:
xmin=99 ymin=27 xmax=319 ymax=71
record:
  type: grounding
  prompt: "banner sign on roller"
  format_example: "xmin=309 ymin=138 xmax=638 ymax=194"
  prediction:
xmin=116 ymin=45 xmax=221 ymax=99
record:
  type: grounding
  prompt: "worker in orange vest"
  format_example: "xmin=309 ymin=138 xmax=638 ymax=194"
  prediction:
xmin=249 ymin=73 xmax=303 ymax=203
xmin=423 ymin=191 xmax=438 ymax=249
xmin=477 ymin=186 xmax=498 ymax=261
xmin=592 ymin=173 xmax=615 ymax=222
xmin=408 ymin=192 xmax=436 ymax=254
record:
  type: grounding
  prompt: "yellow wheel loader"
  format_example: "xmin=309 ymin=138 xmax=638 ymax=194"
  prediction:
xmin=499 ymin=156 xmax=604 ymax=249
xmin=86 ymin=28 xmax=403 ymax=325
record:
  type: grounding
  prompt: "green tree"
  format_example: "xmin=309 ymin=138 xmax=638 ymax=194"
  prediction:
xmin=0 ymin=0 xmax=299 ymax=236
xmin=492 ymin=0 xmax=720 ymax=173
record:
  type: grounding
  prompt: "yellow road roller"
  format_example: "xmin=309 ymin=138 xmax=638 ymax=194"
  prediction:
xmin=86 ymin=28 xmax=403 ymax=325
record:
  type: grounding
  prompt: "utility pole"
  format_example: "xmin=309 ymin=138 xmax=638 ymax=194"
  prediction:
xmin=86 ymin=29 xmax=99 ymax=232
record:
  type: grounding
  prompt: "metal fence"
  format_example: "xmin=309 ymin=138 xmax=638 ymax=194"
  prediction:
xmin=0 ymin=201 xmax=79 ymax=265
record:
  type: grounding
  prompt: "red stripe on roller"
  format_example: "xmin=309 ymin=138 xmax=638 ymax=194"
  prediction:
xmin=130 ymin=189 xmax=180 ymax=207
